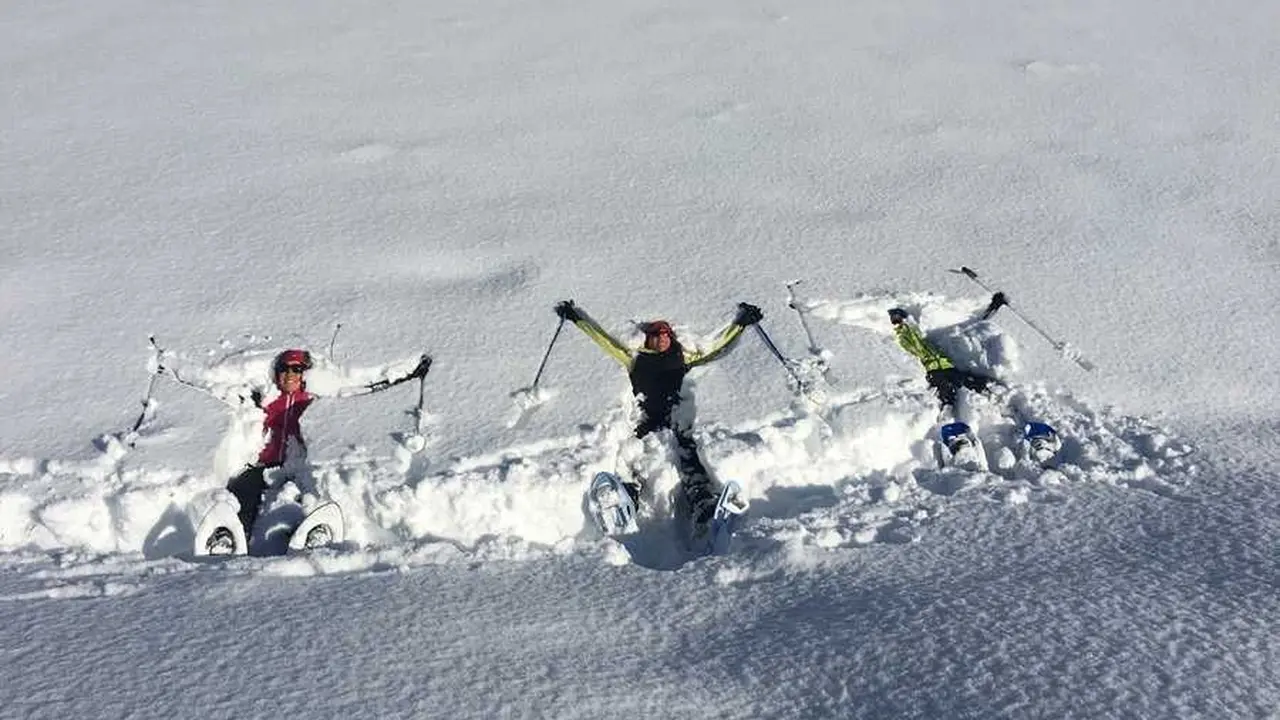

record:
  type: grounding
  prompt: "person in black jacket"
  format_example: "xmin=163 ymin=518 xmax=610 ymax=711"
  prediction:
xmin=554 ymin=300 xmax=762 ymax=524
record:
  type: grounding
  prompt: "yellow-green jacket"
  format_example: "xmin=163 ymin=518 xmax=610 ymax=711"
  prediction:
xmin=893 ymin=321 xmax=955 ymax=373
xmin=567 ymin=309 xmax=747 ymax=430
xmin=568 ymin=312 xmax=746 ymax=371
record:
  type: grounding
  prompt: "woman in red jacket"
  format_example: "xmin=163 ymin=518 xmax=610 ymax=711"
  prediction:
xmin=170 ymin=348 xmax=430 ymax=547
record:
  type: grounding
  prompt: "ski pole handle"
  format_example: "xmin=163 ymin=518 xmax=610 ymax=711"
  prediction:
xmin=953 ymin=266 xmax=998 ymax=294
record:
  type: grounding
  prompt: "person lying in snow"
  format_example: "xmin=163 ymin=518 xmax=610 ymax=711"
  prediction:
xmin=165 ymin=348 xmax=431 ymax=543
xmin=553 ymin=299 xmax=763 ymax=526
xmin=887 ymin=292 xmax=1007 ymax=410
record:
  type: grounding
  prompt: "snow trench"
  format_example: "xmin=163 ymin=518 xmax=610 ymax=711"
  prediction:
xmin=0 ymin=379 xmax=1197 ymax=580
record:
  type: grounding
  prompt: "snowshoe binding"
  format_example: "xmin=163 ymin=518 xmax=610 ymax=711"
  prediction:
xmin=939 ymin=422 xmax=988 ymax=471
xmin=1023 ymin=422 xmax=1062 ymax=467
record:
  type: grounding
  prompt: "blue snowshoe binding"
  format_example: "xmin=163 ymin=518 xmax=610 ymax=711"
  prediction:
xmin=939 ymin=421 xmax=987 ymax=471
xmin=1023 ymin=422 xmax=1062 ymax=467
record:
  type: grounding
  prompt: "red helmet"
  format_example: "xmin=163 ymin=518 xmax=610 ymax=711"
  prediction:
xmin=643 ymin=320 xmax=674 ymax=337
xmin=642 ymin=320 xmax=676 ymax=351
xmin=273 ymin=349 xmax=312 ymax=375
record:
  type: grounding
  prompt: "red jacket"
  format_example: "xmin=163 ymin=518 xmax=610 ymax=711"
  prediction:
xmin=257 ymin=389 xmax=314 ymax=467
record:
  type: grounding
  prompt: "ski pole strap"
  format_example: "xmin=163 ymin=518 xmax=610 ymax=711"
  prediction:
xmin=786 ymin=282 xmax=822 ymax=355
xmin=328 ymin=323 xmax=343 ymax=360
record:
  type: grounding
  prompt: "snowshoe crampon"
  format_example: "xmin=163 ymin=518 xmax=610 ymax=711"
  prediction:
xmin=287 ymin=501 xmax=345 ymax=552
xmin=193 ymin=498 xmax=246 ymax=557
xmin=204 ymin=527 xmax=237 ymax=556
xmin=303 ymin=524 xmax=333 ymax=549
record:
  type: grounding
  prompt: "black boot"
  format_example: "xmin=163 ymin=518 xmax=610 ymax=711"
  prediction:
xmin=226 ymin=465 xmax=267 ymax=540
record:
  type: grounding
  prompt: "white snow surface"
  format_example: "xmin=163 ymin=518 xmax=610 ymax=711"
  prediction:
xmin=2 ymin=0 xmax=1278 ymax=718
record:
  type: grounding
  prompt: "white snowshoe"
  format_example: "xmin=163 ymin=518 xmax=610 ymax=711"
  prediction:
xmin=193 ymin=498 xmax=247 ymax=557
xmin=705 ymin=480 xmax=749 ymax=556
xmin=287 ymin=501 xmax=345 ymax=552
xmin=587 ymin=472 xmax=639 ymax=537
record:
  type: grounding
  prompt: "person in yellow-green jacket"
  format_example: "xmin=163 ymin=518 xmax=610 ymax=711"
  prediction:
xmin=888 ymin=292 xmax=1007 ymax=409
xmin=553 ymin=299 xmax=763 ymax=524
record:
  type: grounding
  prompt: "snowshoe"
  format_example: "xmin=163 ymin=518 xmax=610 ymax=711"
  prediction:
xmin=193 ymin=497 xmax=247 ymax=557
xmin=287 ymin=501 xmax=345 ymax=552
xmin=1023 ymin=422 xmax=1062 ymax=467
xmin=587 ymin=472 xmax=638 ymax=537
xmin=706 ymin=480 xmax=749 ymax=556
xmin=939 ymin=422 xmax=988 ymax=471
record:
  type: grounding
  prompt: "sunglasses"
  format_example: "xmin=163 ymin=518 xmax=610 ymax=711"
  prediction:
xmin=279 ymin=364 xmax=308 ymax=374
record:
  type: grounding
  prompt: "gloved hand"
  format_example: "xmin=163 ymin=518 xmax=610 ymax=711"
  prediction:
xmin=734 ymin=302 xmax=763 ymax=326
xmin=554 ymin=300 xmax=582 ymax=323
xmin=249 ymin=389 xmax=264 ymax=407
xmin=888 ymin=308 xmax=909 ymax=325
xmin=983 ymin=292 xmax=1008 ymax=318
xmin=409 ymin=354 xmax=433 ymax=379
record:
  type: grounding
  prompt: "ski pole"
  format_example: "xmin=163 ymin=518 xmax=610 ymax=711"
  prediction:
xmin=752 ymin=324 xmax=833 ymax=429
xmin=327 ymin=322 xmax=343 ymax=360
xmin=125 ymin=335 xmax=167 ymax=446
xmin=506 ymin=317 xmax=565 ymax=428
xmin=949 ymin=266 xmax=1096 ymax=372
xmin=785 ymin=280 xmax=822 ymax=356
xmin=751 ymin=324 xmax=805 ymax=388
xmin=403 ymin=369 xmax=431 ymax=453
xmin=527 ymin=317 xmax=566 ymax=393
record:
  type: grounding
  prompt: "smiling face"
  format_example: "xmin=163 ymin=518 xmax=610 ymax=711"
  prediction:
xmin=643 ymin=321 xmax=675 ymax=353
xmin=645 ymin=328 xmax=673 ymax=352
xmin=276 ymin=363 xmax=306 ymax=392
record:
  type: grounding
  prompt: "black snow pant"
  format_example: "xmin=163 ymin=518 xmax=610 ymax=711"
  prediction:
xmin=635 ymin=416 xmax=719 ymax=525
xmin=227 ymin=465 xmax=268 ymax=538
xmin=925 ymin=368 xmax=992 ymax=409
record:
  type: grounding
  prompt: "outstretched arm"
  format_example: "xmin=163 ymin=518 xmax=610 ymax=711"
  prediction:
xmin=555 ymin=301 xmax=634 ymax=368
xmin=162 ymin=363 xmax=266 ymax=409
xmin=331 ymin=354 xmax=432 ymax=398
xmin=891 ymin=318 xmax=954 ymax=371
xmin=684 ymin=303 xmax=762 ymax=368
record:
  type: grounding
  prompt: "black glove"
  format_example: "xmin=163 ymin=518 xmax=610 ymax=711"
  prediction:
xmin=888 ymin=307 xmax=909 ymax=325
xmin=410 ymin=354 xmax=433 ymax=379
xmin=734 ymin=302 xmax=763 ymax=326
xmin=249 ymin=389 xmax=263 ymax=408
xmin=554 ymin=300 xmax=581 ymax=323
xmin=983 ymin=292 xmax=1008 ymax=318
